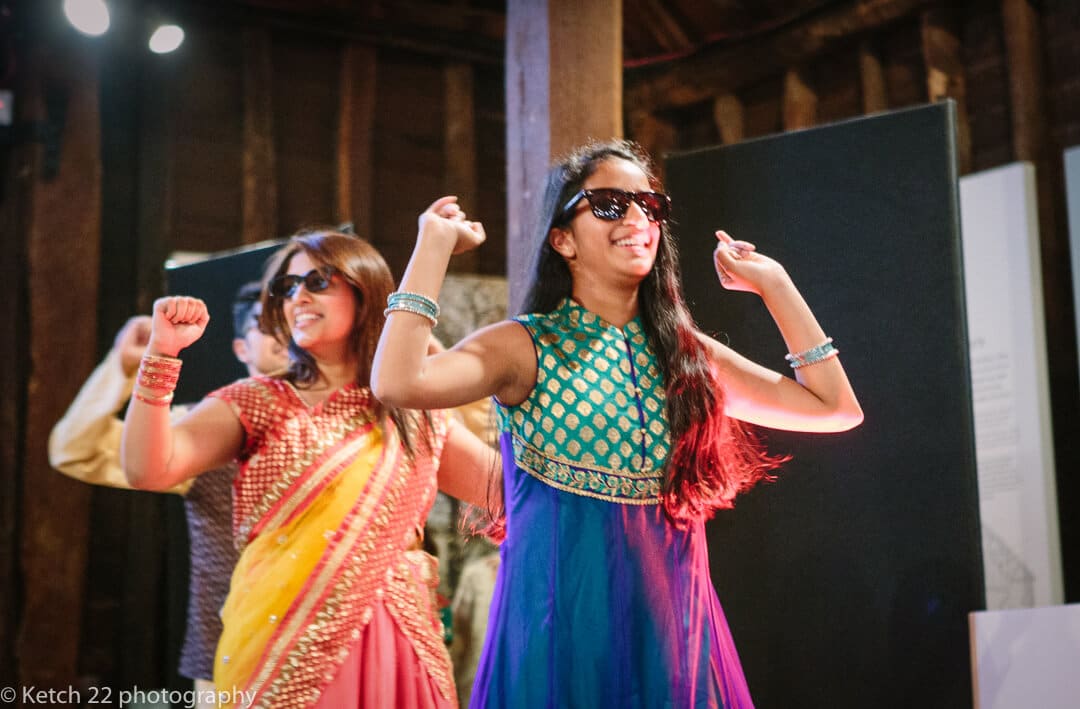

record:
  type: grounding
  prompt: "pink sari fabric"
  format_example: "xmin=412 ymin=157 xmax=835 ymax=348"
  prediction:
xmin=316 ymin=591 xmax=454 ymax=709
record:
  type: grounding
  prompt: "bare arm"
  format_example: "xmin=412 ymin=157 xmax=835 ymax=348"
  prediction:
xmin=372 ymin=196 xmax=535 ymax=410
xmin=709 ymin=231 xmax=863 ymax=432
xmin=121 ymin=297 xmax=246 ymax=490
xmin=436 ymin=419 xmax=502 ymax=510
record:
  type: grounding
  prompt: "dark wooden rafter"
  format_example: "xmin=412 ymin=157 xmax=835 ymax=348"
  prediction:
xmin=637 ymin=0 xmax=695 ymax=54
xmin=242 ymin=26 xmax=278 ymax=244
xmin=375 ymin=0 xmax=506 ymax=38
xmin=625 ymin=0 xmax=939 ymax=113
xmin=920 ymin=6 xmax=972 ymax=173
xmin=173 ymin=0 xmax=503 ymax=65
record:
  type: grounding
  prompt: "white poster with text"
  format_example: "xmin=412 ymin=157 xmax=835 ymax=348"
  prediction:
xmin=960 ymin=162 xmax=1063 ymax=608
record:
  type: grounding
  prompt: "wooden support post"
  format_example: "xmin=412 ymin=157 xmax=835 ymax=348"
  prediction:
xmin=858 ymin=40 xmax=889 ymax=114
xmin=337 ymin=44 xmax=377 ymax=240
xmin=921 ymin=7 xmax=972 ymax=174
xmin=505 ymin=0 xmax=622 ymax=307
xmin=783 ymin=67 xmax=818 ymax=131
xmin=17 ymin=41 xmax=100 ymax=690
xmin=445 ymin=62 xmax=479 ymax=273
xmin=243 ymin=27 xmax=278 ymax=244
xmin=713 ymin=94 xmax=745 ymax=145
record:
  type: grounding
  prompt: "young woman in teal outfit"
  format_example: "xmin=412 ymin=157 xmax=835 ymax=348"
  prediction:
xmin=373 ymin=140 xmax=862 ymax=708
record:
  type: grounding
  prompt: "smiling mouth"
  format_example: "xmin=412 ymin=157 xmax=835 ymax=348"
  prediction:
xmin=613 ymin=235 xmax=651 ymax=248
xmin=293 ymin=313 xmax=320 ymax=327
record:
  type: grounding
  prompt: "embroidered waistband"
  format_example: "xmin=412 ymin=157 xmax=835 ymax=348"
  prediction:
xmin=512 ymin=434 xmax=662 ymax=504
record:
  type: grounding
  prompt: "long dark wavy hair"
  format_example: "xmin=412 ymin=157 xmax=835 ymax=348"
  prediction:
xmin=260 ymin=230 xmax=430 ymax=456
xmin=522 ymin=139 xmax=782 ymax=526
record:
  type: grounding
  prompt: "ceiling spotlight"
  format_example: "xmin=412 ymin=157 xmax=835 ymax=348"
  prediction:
xmin=148 ymin=24 xmax=184 ymax=54
xmin=63 ymin=0 xmax=110 ymax=37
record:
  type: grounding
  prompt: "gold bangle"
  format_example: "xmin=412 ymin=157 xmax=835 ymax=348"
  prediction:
xmin=141 ymin=353 xmax=182 ymax=371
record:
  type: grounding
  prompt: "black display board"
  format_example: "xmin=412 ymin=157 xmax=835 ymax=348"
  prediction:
xmin=165 ymin=240 xmax=285 ymax=404
xmin=666 ymin=103 xmax=984 ymax=708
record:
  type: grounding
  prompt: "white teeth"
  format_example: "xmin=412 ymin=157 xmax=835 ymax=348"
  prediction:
xmin=294 ymin=313 xmax=319 ymax=325
xmin=614 ymin=237 xmax=646 ymax=247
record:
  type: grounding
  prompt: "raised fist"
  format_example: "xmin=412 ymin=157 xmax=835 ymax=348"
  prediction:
xmin=148 ymin=296 xmax=210 ymax=357
xmin=419 ymin=196 xmax=486 ymax=255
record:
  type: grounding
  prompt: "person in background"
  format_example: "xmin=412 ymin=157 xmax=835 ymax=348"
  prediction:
xmin=371 ymin=139 xmax=863 ymax=707
xmin=447 ymin=541 xmax=498 ymax=707
xmin=49 ymin=281 xmax=288 ymax=708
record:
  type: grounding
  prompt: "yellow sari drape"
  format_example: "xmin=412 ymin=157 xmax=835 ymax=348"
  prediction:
xmin=214 ymin=427 xmax=383 ymax=702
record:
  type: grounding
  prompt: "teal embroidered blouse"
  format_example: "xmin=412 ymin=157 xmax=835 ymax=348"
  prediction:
xmin=496 ymin=297 xmax=671 ymax=504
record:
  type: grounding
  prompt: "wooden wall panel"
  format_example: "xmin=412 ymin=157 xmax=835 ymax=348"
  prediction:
xmin=243 ymin=27 xmax=278 ymax=245
xmin=1042 ymin=0 xmax=1080 ymax=151
xmin=274 ymin=35 xmax=339 ymax=234
xmin=815 ymin=46 xmax=863 ymax=126
xmin=337 ymin=44 xmax=377 ymax=239
xmin=963 ymin=2 xmax=1012 ymax=172
xmin=881 ymin=18 xmax=926 ymax=109
xmin=170 ymin=25 xmax=244 ymax=254
xmin=473 ymin=62 xmax=507 ymax=276
xmin=373 ymin=52 xmax=445 ymax=276
xmin=20 ymin=41 xmax=100 ymax=691
xmin=741 ymin=76 xmax=783 ymax=140
xmin=665 ymin=100 xmax=719 ymax=153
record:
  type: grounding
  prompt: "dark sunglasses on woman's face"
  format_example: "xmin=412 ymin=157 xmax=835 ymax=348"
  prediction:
xmin=269 ymin=267 xmax=334 ymax=299
xmin=558 ymin=188 xmax=672 ymax=225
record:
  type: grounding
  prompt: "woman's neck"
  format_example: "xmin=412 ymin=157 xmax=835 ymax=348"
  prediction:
xmin=305 ymin=350 xmax=361 ymax=392
xmin=570 ymin=280 xmax=641 ymax=328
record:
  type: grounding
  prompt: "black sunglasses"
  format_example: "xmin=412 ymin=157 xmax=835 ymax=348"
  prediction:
xmin=558 ymin=188 xmax=672 ymax=225
xmin=269 ymin=267 xmax=334 ymax=298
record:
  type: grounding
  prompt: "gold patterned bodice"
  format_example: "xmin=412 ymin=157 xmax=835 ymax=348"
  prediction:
xmin=497 ymin=298 xmax=670 ymax=504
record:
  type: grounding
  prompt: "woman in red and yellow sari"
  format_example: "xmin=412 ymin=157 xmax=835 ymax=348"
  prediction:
xmin=121 ymin=230 xmax=495 ymax=708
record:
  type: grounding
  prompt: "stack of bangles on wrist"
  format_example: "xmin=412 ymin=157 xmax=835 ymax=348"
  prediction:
xmin=135 ymin=353 xmax=182 ymax=407
xmin=785 ymin=337 xmax=839 ymax=369
xmin=384 ymin=291 xmax=440 ymax=327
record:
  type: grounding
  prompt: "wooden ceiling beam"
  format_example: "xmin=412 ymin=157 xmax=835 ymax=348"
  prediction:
xmin=377 ymin=0 xmax=506 ymax=38
xmin=637 ymin=0 xmax=695 ymax=54
xmin=169 ymin=0 xmax=503 ymax=64
xmin=625 ymin=0 xmax=938 ymax=112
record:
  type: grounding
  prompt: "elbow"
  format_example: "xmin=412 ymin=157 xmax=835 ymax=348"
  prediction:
xmin=371 ymin=372 xmax=424 ymax=410
xmin=120 ymin=454 xmax=161 ymax=491
xmin=829 ymin=402 xmax=864 ymax=433
xmin=371 ymin=376 xmax=406 ymax=409
xmin=126 ymin=470 xmax=172 ymax=492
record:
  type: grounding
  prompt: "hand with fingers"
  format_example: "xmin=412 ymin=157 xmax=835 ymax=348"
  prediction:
xmin=114 ymin=315 xmax=153 ymax=376
xmin=148 ymin=296 xmax=211 ymax=358
xmin=419 ymin=196 xmax=487 ymax=255
xmin=712 ymin=230 xmax=788 ymax=296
